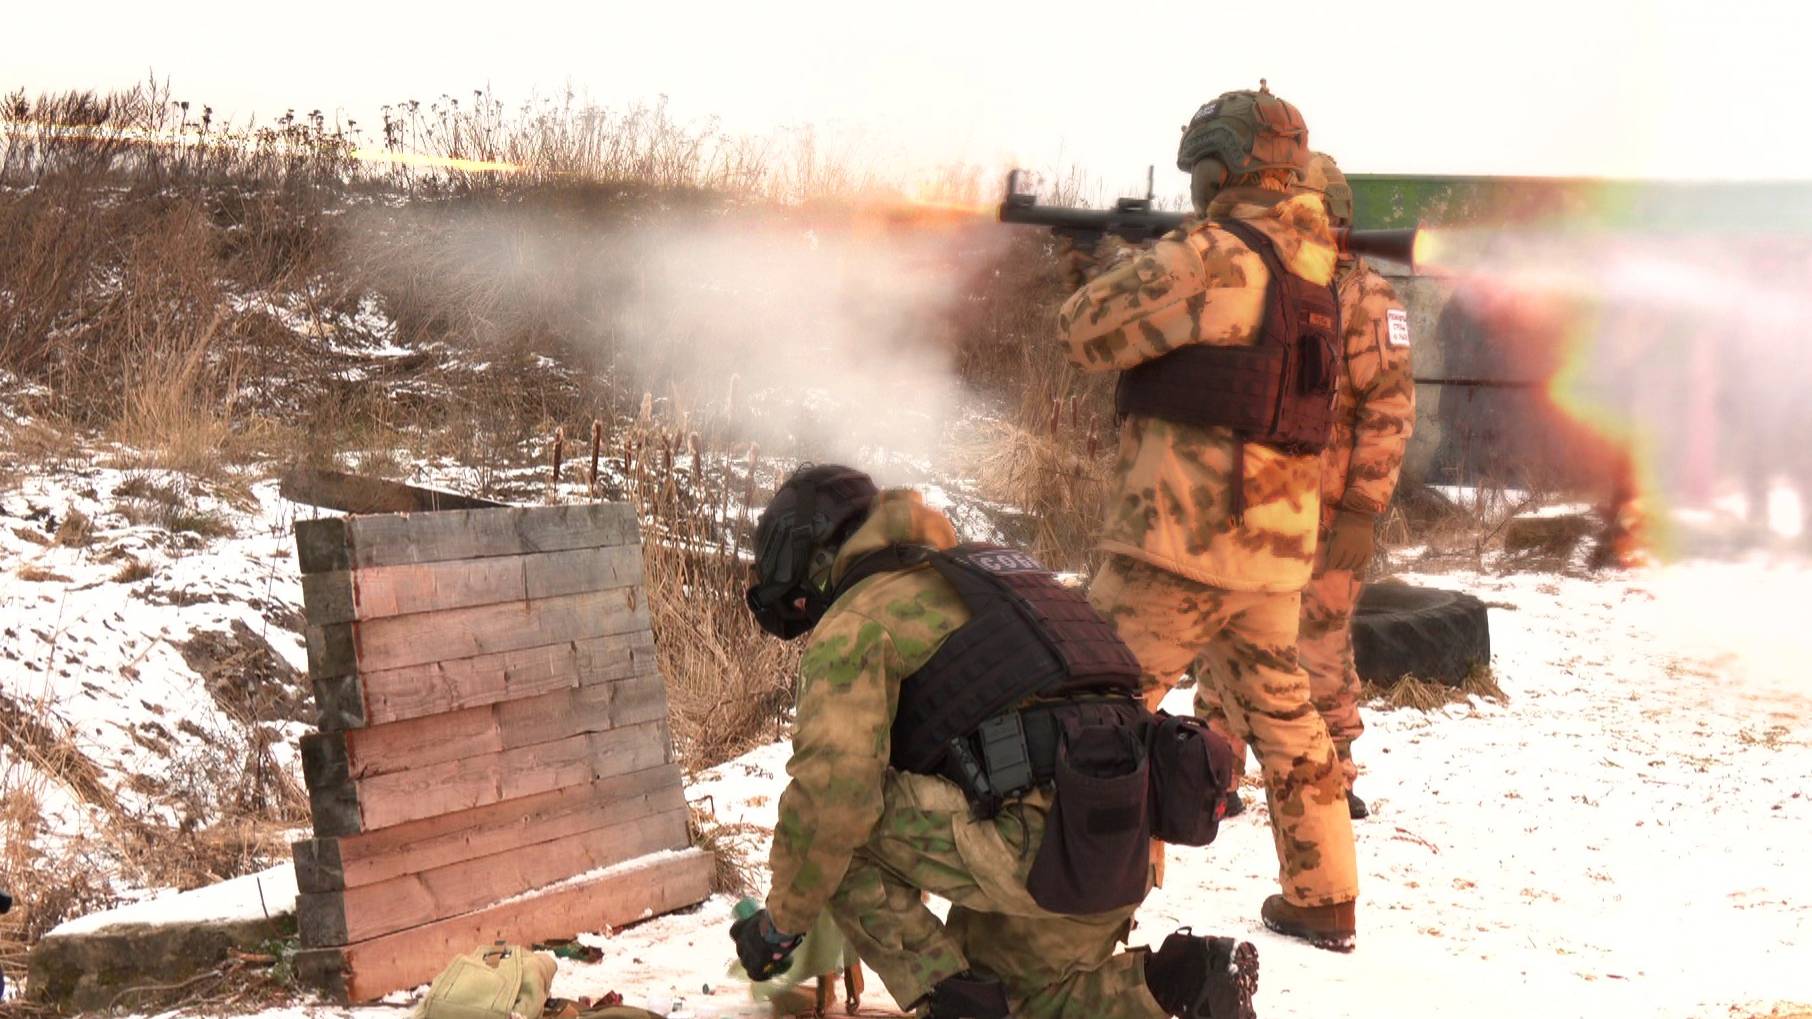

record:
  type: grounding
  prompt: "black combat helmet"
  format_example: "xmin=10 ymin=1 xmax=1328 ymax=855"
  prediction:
xmin=745 ymin=463 xmax=878 ymax=639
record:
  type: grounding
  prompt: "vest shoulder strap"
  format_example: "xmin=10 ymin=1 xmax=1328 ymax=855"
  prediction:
xmin=1213 ymin=217 xmax=1287 ymax=294
xmin=830 ymin=544 xmax=932 ymax=604
xmin=1215 ymin=216 xmax=1341 ymax=324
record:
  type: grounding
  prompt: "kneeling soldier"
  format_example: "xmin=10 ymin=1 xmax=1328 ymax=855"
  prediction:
xmin=732 ymin=465 xmax=1259 ymax=1019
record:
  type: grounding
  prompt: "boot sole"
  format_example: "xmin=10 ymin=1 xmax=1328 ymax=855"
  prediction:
xmin=1196 ymin=938 xmax=1259 ymax=1019
xmin=1227 ymin=940 xmax=1259 ymax=1019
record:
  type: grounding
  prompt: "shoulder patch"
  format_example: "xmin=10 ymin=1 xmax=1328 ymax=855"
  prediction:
xmin=1387 ymin=308 xmax=1410 ymax=348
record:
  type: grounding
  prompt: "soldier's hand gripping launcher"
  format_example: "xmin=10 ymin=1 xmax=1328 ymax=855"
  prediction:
xmin=997 ymin=169 xmax=1419 ymax=269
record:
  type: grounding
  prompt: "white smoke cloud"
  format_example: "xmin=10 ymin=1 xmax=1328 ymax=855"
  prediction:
xmin=365 ymin=199 xmax=1011 ymax=485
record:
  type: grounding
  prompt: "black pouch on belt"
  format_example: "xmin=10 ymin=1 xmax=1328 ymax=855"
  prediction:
xmin=1025 ymin=721 xmax=1150 ymax=915
xmin=1144 ymin=711 xmax=1237 ymax=846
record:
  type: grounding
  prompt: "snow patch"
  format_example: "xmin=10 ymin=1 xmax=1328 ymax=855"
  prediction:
xmin=47 ymin=862 xmax=296 ymax=937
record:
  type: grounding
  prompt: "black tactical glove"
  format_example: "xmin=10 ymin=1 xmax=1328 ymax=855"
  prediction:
xmin=1057 ymin=235 xmax=1136 ymax=290
xmin=730 ymin=907 xmax=803 ymax=982
xmin=1056 ymin=235 xmax=1097 ymax=290
xmin=1323 ymin=508 xmax=1376 ymax=573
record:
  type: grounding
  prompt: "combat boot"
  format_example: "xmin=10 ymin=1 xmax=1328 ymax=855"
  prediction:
xmin=1260 ymin=895 xmax=1355 ymax=952
xmin=1346 ymin=789 xmax=1368 ymax=820
xmin=1220 ymin=790 xmax=1245 ymax=818
xmin=1144 ymin=928 xmax=1259 ymax=1019
xmin=925 ymin=970 xmax=1010 ymax=1019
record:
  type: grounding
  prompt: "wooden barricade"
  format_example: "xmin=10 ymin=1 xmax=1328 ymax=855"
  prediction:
xmin=289 ymin=501 xmax=711 ymax=1002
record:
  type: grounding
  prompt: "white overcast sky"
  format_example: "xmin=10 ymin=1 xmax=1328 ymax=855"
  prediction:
xmin=11 ymin=0 xmax=1812 ymax=185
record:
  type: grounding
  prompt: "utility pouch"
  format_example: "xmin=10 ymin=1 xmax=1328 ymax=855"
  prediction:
xmin=1144 ymin=712 xmax=1237 ymax=846
xmin=417 ymin=942 xmax=556 ymax=1019
xmin=1026 ymin=722 xmax=1150 ymax=915
xmin=1297 ymin=330 xmax=1336 ymax=395
xmin=978 ymin=713 xmax=1035 ymax=801
xmin=945 ymin=734 xmax=999 ymax=819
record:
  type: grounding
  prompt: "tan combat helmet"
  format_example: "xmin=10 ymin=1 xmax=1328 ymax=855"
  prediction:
xmin=1176 ymin=80 xmax=1311 ymax=184
xmin=1303 ymin=151 xmax=1355 ymax=229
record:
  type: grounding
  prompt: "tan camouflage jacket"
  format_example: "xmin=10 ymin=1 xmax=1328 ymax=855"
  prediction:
xmin=1322 ymin=258 xmax=1416 ymax=526
xmin=764 ymin=490 xmax=969 ymax=934
xmin=1058 ymin=188 xmax=1339 ymax=593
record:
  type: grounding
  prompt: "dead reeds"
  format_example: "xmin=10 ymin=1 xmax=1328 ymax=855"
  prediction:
xmin=1362 ymin=664 xmax=1506 ymax=711
xmin=0 ymin=76 xmax=1088 ymax=971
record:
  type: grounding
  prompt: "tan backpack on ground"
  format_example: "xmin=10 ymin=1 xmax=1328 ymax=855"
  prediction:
xmin=418 ymin=942 xmax=558 ymax=1019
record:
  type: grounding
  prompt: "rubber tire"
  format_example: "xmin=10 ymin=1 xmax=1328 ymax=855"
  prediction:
xmin=1350 ymin=583 xmax=1491 ymax=687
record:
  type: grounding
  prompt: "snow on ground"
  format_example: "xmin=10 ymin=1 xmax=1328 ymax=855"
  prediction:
xmin=1136 ymin=557 xmax=1812 ymax=1019
xmin=140 ymin=554 xmax=1809 ymax=1019
xmin=49 ymin=862 xmax=296 ymax=937
xmin=0 ymin=458 xmax=316 ymax=853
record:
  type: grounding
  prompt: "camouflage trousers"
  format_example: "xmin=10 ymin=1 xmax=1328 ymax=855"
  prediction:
xmin=825 ymin=770 xmax=1166 ymax=1019
xmin=1088 ymin=554 xmax=1358 ymax=908
xmin=1198 ymin=546 xmax=1365 ymax=789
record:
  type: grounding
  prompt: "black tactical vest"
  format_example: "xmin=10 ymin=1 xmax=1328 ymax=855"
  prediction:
xmin=831 ymin=543 xmax=1143 ymax=775
xmin=1114 ymin=217 xmax=1342 ymax=454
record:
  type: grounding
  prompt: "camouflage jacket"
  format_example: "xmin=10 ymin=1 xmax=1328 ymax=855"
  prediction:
xmin=1058 ymin=188 xmax=1338 ymax=593
xmin=764 ymin=490 xmax=969 ymax=934
xmin=1322 ymin=257 xmax=1416 ymax=526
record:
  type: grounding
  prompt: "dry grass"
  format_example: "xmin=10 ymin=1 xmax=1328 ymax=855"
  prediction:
xmin=0 ymin=617 xmax=308 ymax=962
xmin=607 ymin=411 xmax=801 ymax=768
xmin=51 ymin=507 xmax=91 ymax=548
xmin=114 ymin=476 xmax=237 ymax=539
xmin=1362 ymin=664 xmax=1506 ymax=710
xmin=13 ymin=564 xmax=70 ymax=583
xmin=112 ymin=557 xmax=155 ymax=583
xmin=0 ymin=688 xmax=127 ymax=960
xmin=0 ymin=76 xmax=1079 ymax=977
xmin=687 ymin=803 xmax=764 ymax=897
xmin=948 ymin=233 xmax=1118 ymax=573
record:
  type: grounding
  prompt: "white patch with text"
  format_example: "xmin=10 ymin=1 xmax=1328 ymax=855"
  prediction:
xmin=1387 ymin=308 xmax=1411 ymax=348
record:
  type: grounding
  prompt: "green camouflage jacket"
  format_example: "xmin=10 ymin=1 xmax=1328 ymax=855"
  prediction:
xmin=764 ymin=490 xmax=969 ymax=933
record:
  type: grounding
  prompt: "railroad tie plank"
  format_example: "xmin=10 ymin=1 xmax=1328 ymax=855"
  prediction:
xmin=297 ymin=806 xmax=692 ymax=945
xmin=296 ymin=503 xmax=638 ymax=575
xmin=328 ymin=672 xmax=671 ymax=778
xmin=295 ymin=847 xmax=713 ymax=1003
xmin=292 ymin=763 xmax=686 ymax=893
xmin=343 ymin=719 xmax=673 ymax=835
xmin=490 ymin=672 xmax=671 ymax=752
xmin=280 ymin=469 xmax=508 ymax=516
xmin=306 ymin=586 xmax=648 ymax=678
xmin=301 ymin=544 xmax=645 ymax=625
xmin=314 ymin=629 xmax=660 ymax=731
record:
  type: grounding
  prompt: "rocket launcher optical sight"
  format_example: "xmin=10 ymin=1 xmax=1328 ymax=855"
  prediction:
xmin=999 ymin=170 xmax=1422 ymax=272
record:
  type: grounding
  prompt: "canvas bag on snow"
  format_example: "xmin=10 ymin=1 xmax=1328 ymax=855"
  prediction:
xmin=417 ymin=942 xmax=557 ymax=1019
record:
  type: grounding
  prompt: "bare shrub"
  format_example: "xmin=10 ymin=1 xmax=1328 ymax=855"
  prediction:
xmin=51 ymin=506 xmax=92 ymax=547
xmin=687 ymin=803 xmax=764 ymax=897
xmin=113 ymin=557 xmax=155 ymax=583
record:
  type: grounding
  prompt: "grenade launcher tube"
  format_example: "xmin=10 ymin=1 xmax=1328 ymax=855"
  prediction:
xmin=998 ymin=194 xmax=1418 ymax=268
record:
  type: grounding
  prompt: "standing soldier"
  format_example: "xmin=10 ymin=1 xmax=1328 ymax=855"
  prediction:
xmin=1197 ymin=152 xmax=1417 ymax=822
xmin=733 ymin=465 xmax=1261 ymax=1019
xmin=1060 ymin=86 xmax=1360 ymax=951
